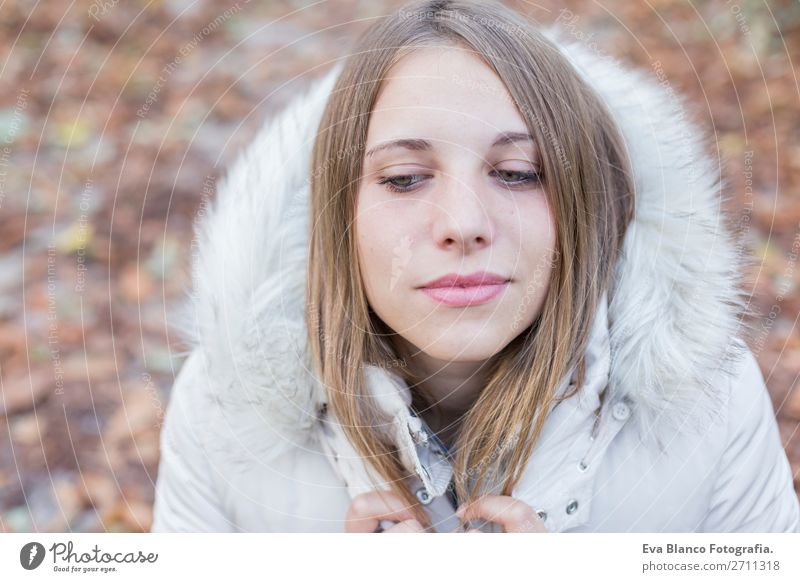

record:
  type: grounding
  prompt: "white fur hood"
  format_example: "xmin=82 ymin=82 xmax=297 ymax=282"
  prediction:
xmin=174 ymin=27 xmax=750 ymax=465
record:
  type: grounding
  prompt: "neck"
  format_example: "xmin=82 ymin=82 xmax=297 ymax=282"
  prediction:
xmin=394 ymin=339 xmax=491 ymax=447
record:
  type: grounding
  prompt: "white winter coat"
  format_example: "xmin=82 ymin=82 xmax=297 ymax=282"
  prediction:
xmin=150 ymin=28 xmax=800 ymax=533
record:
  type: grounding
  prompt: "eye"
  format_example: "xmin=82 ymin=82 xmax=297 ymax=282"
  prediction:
xmin=377 ymin=174 xmax=429 ymax=193
xmin=491 ymin=168 xmax=543 ymax=187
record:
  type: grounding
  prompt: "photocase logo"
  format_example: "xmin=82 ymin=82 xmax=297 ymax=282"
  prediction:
xmin=20 ymin=542 xmax=46 ymax=570
xmin=19 ymin=540 xmax=158 ymax=574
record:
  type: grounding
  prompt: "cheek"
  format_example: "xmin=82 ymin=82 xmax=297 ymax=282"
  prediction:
xmin=508 ymin=194 xmax=557 ymax=258
xmin=511 ymin=196 xmax=558 ymax=302
xmin=355 ymin=198 xmax=412 ymax=296
xmin=527 ymin=210 xmax=557 ymax=269
xmin=355 ymin=207 xmax=383 ymax=287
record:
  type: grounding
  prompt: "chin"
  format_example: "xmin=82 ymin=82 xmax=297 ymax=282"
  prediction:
xmin=418 ymin=335 xmax=507 ymax=363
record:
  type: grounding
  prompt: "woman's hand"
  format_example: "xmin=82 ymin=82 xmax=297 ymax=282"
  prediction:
xmin=345 ymin=490 xmax=425 ymax=533
xmin=456 ymin=494 xmax=548 ymax=532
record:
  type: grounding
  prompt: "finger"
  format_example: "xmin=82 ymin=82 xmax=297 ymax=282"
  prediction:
xmin=457 ymin=495 xmax=546 ymax=533
xmin=345 ymin=490 xmax=417 ymax=533
xmin=384 ymin=519 xmax=424 ymax=533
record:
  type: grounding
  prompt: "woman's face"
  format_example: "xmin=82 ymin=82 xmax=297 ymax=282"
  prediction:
xmin=355 ymin=46 xmax=557 ymax=364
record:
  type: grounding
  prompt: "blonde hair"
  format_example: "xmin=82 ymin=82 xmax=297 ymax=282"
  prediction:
xmin=306 ymin=0 xmax=635 ymax=529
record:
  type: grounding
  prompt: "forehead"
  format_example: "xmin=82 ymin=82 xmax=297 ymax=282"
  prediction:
xmin=368 ymin=46 xmax=527 ymax=138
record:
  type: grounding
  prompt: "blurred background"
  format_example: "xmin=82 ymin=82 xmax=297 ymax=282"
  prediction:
xmin=0 ymin=0 xmax=798 ymax=532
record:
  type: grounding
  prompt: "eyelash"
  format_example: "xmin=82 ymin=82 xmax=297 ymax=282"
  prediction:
xmin=377 ymin=169 xmax=543 ymax=193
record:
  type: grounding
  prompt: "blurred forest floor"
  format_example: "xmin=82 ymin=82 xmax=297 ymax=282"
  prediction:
xmin=1 ymin=0 xmax=799 ymax=532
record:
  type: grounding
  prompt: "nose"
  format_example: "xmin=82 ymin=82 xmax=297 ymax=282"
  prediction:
xmin=431 ymin=176 xmax=494 ymax=254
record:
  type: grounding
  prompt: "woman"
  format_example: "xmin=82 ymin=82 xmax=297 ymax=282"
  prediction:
xmin=150 ymin=0 xmax=799 ymax=533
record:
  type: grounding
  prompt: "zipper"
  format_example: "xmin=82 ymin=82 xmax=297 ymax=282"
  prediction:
xmin=408 ymin=408 xmax=461 ymax=510
xmin=408 ymin=407 xmax=455 ymax=459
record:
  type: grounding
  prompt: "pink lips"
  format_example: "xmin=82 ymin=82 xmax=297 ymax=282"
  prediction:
xmin=418 ymin=271 xmax=510 ymax=307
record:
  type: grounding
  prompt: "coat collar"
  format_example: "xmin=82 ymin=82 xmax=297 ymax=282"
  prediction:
xmin=175 ymin=25 xmax=748 ymax=471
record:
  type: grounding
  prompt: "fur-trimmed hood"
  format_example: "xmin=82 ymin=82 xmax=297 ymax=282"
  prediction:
xmin=174 ymin=26 xmax=750 ymax=465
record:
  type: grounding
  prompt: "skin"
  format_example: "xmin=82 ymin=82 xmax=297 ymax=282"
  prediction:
xmin=351 ymin=45 xmax=556 ymax=533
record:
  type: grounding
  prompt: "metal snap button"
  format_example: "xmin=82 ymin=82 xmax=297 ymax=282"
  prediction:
xmin=415 ymin=487 xmax=434 ymax=505
xmin=612 ymin=402 xmax=630 ymax=421
xmin=536 ymin=509 xmax=547 ymax=522
xmin=566 ymin=499 xmax=579 ymax=514
xmin=577 ymin=460 xmax=588 ymax=472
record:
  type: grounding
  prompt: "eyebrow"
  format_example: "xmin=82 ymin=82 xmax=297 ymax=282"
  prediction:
xmin=364 ymin=131 xmax=535 ymax=159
